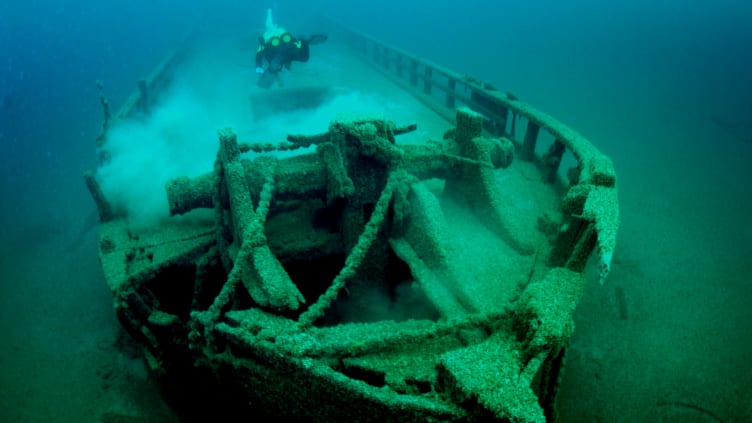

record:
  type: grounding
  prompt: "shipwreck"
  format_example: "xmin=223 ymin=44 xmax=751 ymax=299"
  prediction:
xmin=85 ymin=21 xmax=619 ymax=423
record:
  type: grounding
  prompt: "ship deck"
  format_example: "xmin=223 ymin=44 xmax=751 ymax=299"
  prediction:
xmin=98 ymin=33 xmax=567 ymax=315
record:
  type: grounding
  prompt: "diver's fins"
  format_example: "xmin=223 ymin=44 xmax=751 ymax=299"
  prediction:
xmin=257 ymin=71 xmax=278 ymax=89
xmin=306 ymin=34 xmax=328 ymax=45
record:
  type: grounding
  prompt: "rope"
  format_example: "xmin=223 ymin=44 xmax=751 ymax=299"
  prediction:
xmin=297 ymin=172 xmax=400 ymax=329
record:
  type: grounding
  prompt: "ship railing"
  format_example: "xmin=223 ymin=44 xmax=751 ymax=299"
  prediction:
xmin=113 ymin=51 xmax=182 ymax=120
xmin=331 ymin=20 xmax=618 ymax=283
xmin=111 ymin=27 xmax=203 ymax=121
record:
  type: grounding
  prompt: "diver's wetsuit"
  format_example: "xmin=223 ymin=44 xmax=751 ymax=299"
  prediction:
xmin=255 ymin=32 xmax=310 ymax=74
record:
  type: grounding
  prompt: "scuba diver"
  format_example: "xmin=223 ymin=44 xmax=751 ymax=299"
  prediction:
xmin=255 ymin=9 xmax=328 ymax=89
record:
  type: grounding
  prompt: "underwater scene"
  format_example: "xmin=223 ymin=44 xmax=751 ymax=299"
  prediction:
xmin=1 ymin=1 xmax=750 ymax=422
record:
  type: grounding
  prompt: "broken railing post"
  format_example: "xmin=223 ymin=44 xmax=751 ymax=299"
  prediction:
xmin=410 ymin=58 xmax=418 ymax=86
xmin=423 ymin=67 xmax=432 ymax=95
xmin=543 ymin=139 xmax=565 ymax=183
xmin=83 ymin=171 xmax=114 ymax=222
xmin=446 ymin=77 xmax=456 ymax=108
xmin=521 ymin=120 xmax=540 ymax=160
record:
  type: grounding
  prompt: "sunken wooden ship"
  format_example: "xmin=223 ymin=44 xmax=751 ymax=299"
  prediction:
xmin=85 ymin=22 xmax=619 ymax=423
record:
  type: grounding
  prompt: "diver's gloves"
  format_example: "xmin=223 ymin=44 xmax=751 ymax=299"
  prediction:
xmin=256 ymin=67 xmax=265 ymax=74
